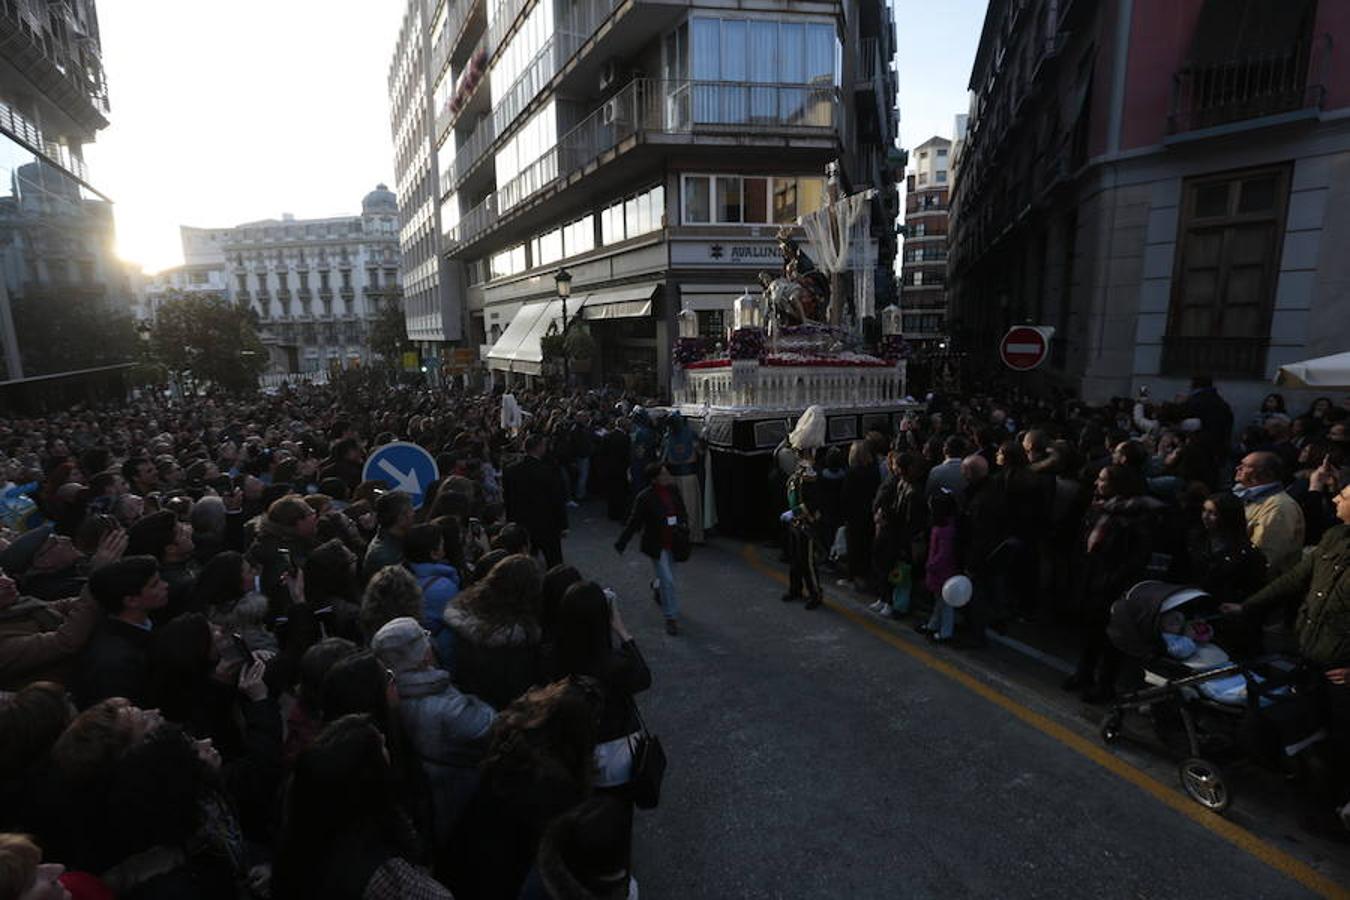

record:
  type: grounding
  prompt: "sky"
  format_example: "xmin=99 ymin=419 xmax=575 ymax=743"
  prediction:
xmin=892 ymin=0 xmax=986 ymax=153
xmin=86 ymin=1 xmax=406 ymax=273
xmin=85 ymin=0 xmax=985 ymax=274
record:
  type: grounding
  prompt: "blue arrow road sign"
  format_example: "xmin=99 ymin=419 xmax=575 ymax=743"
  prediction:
xmin=362 ymin=442 xmax=439 ymax=509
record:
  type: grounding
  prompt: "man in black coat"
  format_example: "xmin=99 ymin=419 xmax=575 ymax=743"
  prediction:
xmin=75 ymin=555 xmax=168 ymax=709
xmin=504 ymin=433 xmax=568 ymax=568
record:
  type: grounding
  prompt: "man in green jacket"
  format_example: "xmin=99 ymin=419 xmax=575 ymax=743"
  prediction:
xmin=1223 ymin=483 xmax=1350 ymax=832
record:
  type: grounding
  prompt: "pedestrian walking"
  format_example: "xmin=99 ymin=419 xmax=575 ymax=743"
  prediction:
xmin=615 ymin=463 xmax=688 ymax=635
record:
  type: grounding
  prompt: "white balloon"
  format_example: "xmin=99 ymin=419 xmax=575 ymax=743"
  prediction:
xmin=942 ymin=574 xmax=973 ymax=608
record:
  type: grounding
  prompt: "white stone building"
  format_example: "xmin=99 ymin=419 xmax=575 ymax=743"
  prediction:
xmin=185 ymin=186 xmax=404 ymax=374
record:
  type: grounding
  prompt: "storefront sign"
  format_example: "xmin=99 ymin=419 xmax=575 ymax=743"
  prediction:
xmin=671 ymin=240 xmax=782 ymax=267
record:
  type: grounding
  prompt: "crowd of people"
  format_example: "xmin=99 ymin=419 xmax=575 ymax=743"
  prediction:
xmin=782 ymin=377 xmax=1350 ymax=834
xmin=0 ymin=376 xmax=680 ymax=900
xmin=1 ymin=368 xmax=1348 ymax=899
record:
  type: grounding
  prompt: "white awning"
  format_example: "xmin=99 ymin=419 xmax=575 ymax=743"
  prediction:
xmin=580 ymin=283 xmax=659 ymax=320
xmin=486 ymin=301 xmax=555 ymax=374
xmin=1275 ymin=351 xmax=1350 ymax=389
xmin=679 ymin=283 xmax=755 ymax=311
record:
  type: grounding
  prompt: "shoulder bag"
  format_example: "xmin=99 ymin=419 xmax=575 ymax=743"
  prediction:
xmin=626 ymin=697 xmax=667 ymax=809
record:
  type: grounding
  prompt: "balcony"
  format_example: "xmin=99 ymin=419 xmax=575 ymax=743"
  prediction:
xmin=0 ymin=0 xmax=109 ymax=132
xmin=448 ymin=79 xmax=837 ymax=248
xmin=1160 ymin=335 xmax=1269 ymax=378
xmin=297 ymin=288 xmax=313 ymax=302
xmin=1169 ymin=35 xmax=1329 ymax=135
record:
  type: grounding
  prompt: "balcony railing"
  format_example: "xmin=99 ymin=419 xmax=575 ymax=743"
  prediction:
xmin=450 ymin=79 xmax=836 ymax=246
xmin=1160 ymin=335 xmax=1269 ymax=378
xmin=1169 ymin=35 xmax=1329 ymax=134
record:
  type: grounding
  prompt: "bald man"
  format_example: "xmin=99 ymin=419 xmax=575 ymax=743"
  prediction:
xmin=1235 ymin=451 xmax=1305 ymax=575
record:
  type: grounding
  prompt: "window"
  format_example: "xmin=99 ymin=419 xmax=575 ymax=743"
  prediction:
xmin=342 ymin=270 xmax=352 ymax=289
xmin=299 ymin=271 xmax=309 ymax=289
xmin=490 ymin=244 xmax=527 ymax=279
xmin=320 ymin=271 xmax=330 ymax=290
xmin=683 ymin=176 xmax=711 ymax=224
xmin=237 ymin=275 xmax=248 ymax=292
xmin=601 ymin=186 xmax=664 ymax=243
xmin=684 ymin=17 xmax=837 ymax=124
xmin=919 ymin=151 xmax=928 ymax=160
xmin=368 ymin=268 xmax=380 ymax=288
xmin=918 ymin=172 xmax=928 ymax=186
xmin=257 ymin=272 xmax=269 ymax=291
xmin=936 ymin=171 xmax=948 ymax=183
xmin=533 ymin=227 xmax=563 ymax=267
xmin=683 ymin=175 xmax=821 ymax=224
xmin=936 ymin=148 xmax=948 ymax=157
xmin=1163 ymin=164 xmax=1291 ymax=376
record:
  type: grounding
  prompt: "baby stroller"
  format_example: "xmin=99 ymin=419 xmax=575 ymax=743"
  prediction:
xmin=1097 ymin=581 xmax=1325 ymax=812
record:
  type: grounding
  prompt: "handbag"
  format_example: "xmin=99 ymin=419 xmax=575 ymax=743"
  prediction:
xmin=626 ymin=697 xmax=667 ymax=809
xmin=671 ymin=523 xmax=692 ymax=562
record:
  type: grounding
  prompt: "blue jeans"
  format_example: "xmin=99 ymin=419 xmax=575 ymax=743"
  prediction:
xmin=652 ymin=550 xmax=678 ymax=621
xmin=926 ymin=597 xmax=955 ymax=639
xmin=574 ymin=456 xmax=590 ymax=500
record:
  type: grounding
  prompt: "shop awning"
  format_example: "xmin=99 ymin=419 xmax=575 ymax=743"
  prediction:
xmin=486 ymin=301 xmax=556 ymax=374
xmin=580 ymin=283 xmax=659 ymax=320
xmin=679 ymin=283 xmax=755 ymax=311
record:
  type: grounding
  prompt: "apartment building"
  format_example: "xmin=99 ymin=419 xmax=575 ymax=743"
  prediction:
xmin=394 ymin=0 xmax=903 ymax=394
xmin=0 ymin=0 xmax=125 ymax=398
xmin=187 ymin=186 xmax=403 ymax=374
xmin=900 ymin=135 xmax=950 ymax=347
xmin=948 ymin=0 xmax=1350 ymax=409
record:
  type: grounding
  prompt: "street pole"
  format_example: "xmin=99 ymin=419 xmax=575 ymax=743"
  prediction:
xmin=555 ymin=267 xmax=572 ymax=390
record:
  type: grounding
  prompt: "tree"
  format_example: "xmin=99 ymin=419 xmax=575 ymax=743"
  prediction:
xmin=369 ymin=297 xmax=412 ymax=365
xmin=149 ymin=293 xmax=267 ymax=395
xmin=9 ymin=290 xmax=139 ymax=378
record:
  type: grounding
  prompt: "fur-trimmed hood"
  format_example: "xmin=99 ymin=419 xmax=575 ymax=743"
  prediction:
xmin=207 ymin=591 xmax=270 ymax=629
xmin=442 ymin=602 xmax=539 ymax=648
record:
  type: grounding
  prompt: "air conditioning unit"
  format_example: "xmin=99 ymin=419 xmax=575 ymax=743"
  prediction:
xmin=602 ymin=97 xmax=623 ymax=125
xmin=599 ymin=60 xmax=619 ymax=91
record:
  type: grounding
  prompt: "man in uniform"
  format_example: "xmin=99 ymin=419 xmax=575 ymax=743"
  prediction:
xmin=781 ymin=406 xmax=827 ymax=610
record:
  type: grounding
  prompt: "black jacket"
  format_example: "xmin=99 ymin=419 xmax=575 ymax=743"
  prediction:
xmin=76 ymin=616 xmax=154 ymax=709
xmin=617 ymin=485 xmax=687 ymax=560
xmin=503 ymin=455 xmax=568 ymax=545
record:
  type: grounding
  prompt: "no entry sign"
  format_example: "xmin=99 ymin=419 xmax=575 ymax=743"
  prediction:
xmin=1000 ymin=326 xmax=1050 ymax=371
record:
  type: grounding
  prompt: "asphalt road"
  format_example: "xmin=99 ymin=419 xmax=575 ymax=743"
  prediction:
xmin=561 ymin=503 xmax=1350 ymax=900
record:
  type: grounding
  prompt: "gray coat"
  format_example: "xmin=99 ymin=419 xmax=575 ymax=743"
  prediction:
xmin=394 ymin=667 xmax=495 ymax=847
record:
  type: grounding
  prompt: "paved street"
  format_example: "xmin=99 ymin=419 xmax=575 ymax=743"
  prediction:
xmin=561 ymin=503 xmax=1350 ymax=900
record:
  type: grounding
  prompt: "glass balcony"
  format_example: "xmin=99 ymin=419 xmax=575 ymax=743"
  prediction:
xmin=447 ymin=79 xmax=836 ymax=247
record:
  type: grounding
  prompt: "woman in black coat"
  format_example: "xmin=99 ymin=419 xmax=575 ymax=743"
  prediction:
xmin=841 ymin=440 xmax=882 ymax=592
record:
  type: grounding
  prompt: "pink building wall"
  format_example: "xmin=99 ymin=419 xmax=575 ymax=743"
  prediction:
xmin=1119 ymin=0 xmax=1349 ymax=152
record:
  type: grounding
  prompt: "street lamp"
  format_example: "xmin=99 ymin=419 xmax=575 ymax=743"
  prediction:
xmin=555 ymin=267 xmax=573 ymax=387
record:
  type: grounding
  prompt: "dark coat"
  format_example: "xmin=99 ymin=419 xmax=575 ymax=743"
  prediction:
xmin=442 ymin=604 xmax=542 ymax=710
xmin=76 ymin=616 xmax=154 ymax=708
xmin=545 ymin=638 xmax=651 ymax=743
xmin=0 ymin=591 xmax=98 ymax=691
xmin=503 ymin=456 xmax=568 ymax=546
xmin=616 ymin=484 xmax=687 ymax=560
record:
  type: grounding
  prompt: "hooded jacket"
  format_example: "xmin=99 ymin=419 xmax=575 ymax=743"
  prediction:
xmin=1242 ymin=523 xmax=1350 ymax=667
xmin=442 ymin=603 xmax=541 ymax=710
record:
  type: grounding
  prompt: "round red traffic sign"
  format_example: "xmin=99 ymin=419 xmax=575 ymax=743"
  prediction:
xmin=1000 ymin=326 xmax=1048 ymax=371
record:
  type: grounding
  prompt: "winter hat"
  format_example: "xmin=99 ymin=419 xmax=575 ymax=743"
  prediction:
xmin=126 ymin=510 xmax=177 ymax=559
xmin=0 ymin=524 xmax=53 ymax=574
xmin=371 ymin=616 xmax=431 ymax=673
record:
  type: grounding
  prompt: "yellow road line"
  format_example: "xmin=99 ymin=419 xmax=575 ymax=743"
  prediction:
xmin=741 ymin=544 xmax=1350 ymax=899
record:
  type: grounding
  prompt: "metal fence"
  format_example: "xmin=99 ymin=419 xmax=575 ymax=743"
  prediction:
xmin=1169 ymin=34 xmax=1330 ymax=133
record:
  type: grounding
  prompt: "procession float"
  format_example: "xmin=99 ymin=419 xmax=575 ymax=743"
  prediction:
xmin=669 ymin=162 xmax=918 ymax=536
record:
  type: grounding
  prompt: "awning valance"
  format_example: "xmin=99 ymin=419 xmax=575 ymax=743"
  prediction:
xmin=580 ymin=283 xmax=660 ymax=319
xmin=486 ymin=301 xmax=554 ymax=374
xmin=679 ymin=283 xmax=755 ymax=311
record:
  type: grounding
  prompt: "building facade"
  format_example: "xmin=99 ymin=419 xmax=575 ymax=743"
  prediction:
xmin=0 ymin=0 xmax=126 ymax=392
xmin=900 ymin=135 xmax=951 ymax=347
xmin=390 ymin=0 xmax=461 ymax=357
xmin=393 ymin=0 xmax=902 ymax=394
xmin=188 ymin=187 xmax=403 ymax=374
xmin=948 ymin=0 xmax=1350 ymax=410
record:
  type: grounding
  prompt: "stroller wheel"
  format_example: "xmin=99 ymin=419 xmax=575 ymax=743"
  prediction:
xmin=1099 ymin=712 xmax=1124 ymax=744
xmin=1178 ymin=758 xmax=1230 ymax=812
